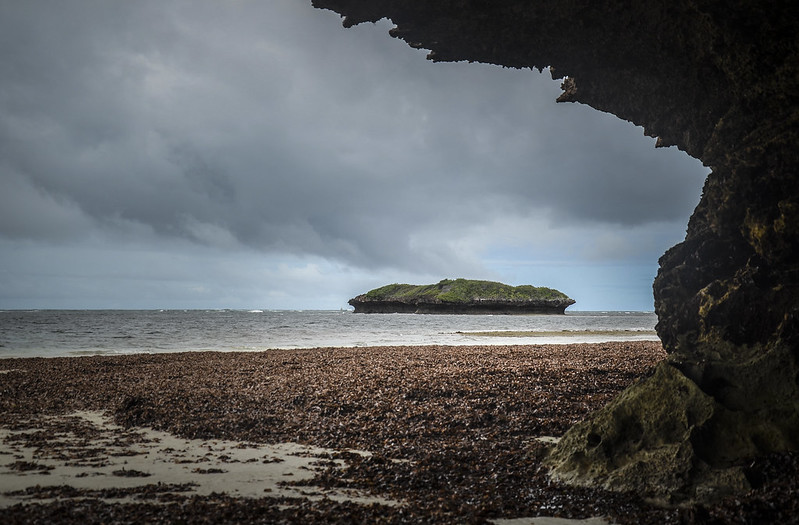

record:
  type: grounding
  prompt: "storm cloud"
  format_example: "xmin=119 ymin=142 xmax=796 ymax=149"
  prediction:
xmin=0 ymin=0 xmax=708 ymax=310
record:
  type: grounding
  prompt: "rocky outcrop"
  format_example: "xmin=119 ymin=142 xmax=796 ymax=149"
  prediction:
xmin=349 ymin=300 xmax=572 ymax=314
xmin=313 ymin=0 xmax=799 ymax=502
xmin=349 ymin=279 xmax=575 ymax=314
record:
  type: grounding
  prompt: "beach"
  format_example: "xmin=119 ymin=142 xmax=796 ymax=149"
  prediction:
xmin=2 ymin=342 xmax=797 ymax=523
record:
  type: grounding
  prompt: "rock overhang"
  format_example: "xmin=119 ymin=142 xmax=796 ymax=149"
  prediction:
xmin=312 ymin=0 xmax=799 ymax=502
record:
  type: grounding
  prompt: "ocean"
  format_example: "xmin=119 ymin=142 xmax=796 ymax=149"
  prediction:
xmin=0 ymin=310 xmax=659 ymax=359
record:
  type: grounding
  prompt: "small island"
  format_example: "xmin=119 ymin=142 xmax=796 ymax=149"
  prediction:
xmin=349 ymin=278 xmax=575 ymax=314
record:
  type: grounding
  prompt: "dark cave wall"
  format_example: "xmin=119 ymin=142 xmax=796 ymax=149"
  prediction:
xmin=312 ymin=0 xmax=799 ymax=500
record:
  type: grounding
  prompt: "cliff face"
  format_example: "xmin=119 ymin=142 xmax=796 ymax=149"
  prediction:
xmin=312 ymin=0 xmax=799 ymax=501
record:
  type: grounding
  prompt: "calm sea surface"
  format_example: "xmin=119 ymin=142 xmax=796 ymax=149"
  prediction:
xmin=0 ymin=310 xmax=659 ymax=359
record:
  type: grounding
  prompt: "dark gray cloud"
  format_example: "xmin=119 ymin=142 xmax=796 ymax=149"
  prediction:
xmin=0 ymin=0 xmax=708 ymax=309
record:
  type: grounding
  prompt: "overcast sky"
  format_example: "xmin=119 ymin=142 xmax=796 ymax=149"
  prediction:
xmin=0 ymin=0 xmax=708 ymax=311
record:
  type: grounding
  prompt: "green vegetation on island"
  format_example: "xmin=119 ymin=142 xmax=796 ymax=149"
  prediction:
xmin=350 ymin=278 xmax=575 ymax=314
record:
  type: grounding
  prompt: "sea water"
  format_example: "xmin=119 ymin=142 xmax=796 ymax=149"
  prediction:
xmin=0 ymin=310 xmax=659 ymax=359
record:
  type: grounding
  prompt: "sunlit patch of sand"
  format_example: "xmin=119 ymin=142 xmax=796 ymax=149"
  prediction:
xmin=0 ymin=411 xmax=395 ymax=508
xmin=0 ymin=412 xmax=614 ymax=523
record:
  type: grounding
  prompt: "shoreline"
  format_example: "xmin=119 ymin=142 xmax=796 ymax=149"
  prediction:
xmin=0 ymin=334 xmax=662 ymax=360
xmin=2 ymin=342 xmax=797 ymax=523
xmin=0 ymin=332 xmax=662 ymax=361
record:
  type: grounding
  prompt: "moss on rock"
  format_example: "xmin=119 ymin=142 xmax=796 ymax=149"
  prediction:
xmin=546 ymin=362 xmax=748 ymax=502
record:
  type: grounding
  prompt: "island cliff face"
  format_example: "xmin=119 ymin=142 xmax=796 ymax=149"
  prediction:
xmin=313 ymin=0 xmax=799 ymax=502
xmin=349 ymin=279 xmax=575 ymax=314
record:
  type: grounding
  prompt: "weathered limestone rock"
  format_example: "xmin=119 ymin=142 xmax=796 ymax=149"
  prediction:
xmin=313 ymin=0 xmax=799 ymax=501
xmin=547 ymin=361 xmax=754 ymax=501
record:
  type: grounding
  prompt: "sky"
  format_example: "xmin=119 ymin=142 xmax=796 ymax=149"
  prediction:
xmin=0 ymin=0 xmax=709 ymax=311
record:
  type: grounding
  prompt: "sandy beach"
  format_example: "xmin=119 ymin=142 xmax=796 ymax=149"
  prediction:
xmin=1 ymin=342 xmax=798 ymax=523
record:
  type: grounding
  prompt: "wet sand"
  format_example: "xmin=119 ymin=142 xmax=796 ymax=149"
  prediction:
xmin=1 ymin=342 xmax=798 ymax=523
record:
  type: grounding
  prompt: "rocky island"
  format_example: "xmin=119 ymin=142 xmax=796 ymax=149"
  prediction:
xmin=348 ymin=278 xmax=575 ymax=314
